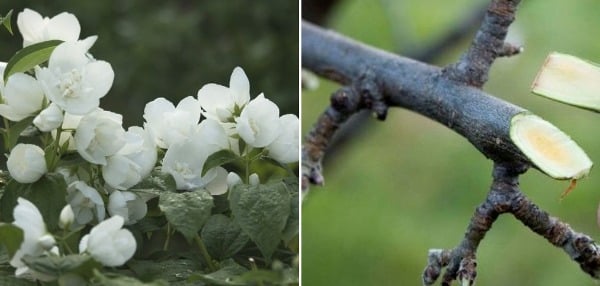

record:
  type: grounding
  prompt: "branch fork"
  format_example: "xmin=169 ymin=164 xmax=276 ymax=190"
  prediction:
xmin=302 ymin=73 xmax=386 ymax=194
xmin=301 ymin=0 xmax=600 ymax=283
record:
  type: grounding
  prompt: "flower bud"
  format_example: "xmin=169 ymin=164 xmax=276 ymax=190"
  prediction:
xmin=7 ymin=144 xmax=47 ymax=183
xmin=249 ymin=173 xmax=260 ymax=186
xmin=79 ymin=216 xmax=136 ymax=267
xmin=59 ymin=204 xmax=75 ymax=229
xmin=227 ymin=172 xmax=242 ymax=189
xmin=34 ymin=103 xmax=64 ymax=132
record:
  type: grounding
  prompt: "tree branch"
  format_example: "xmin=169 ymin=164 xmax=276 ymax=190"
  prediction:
xmin=444 ymin=0 xmax=522 ymax=87
xmin=301 ymin=0 xmax=600 ymax=282
xmin=302 ymin=20 xmax=530 ymax=191
xmin=423 ymin=163 xmax=600 ymax=285
xmin=322 ymin=2 xmax=491 ymax=173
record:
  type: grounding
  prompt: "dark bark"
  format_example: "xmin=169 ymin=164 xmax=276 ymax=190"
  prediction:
xmin=324 ymin=2 xmax=491 ymax=169
xmin=302 ymin=21 xmax=530 ymax=180
xmin=301 ymin=0 xmax=600 ymax=283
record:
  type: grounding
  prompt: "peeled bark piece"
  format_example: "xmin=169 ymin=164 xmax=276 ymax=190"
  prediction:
xmin=532 ymin=52 xmax=600 ymax=112
xmin=510 ymin=113 xmax=592 ymax=180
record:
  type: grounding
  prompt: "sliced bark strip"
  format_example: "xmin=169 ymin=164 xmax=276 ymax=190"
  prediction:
xmin=510 ymin=113 xmax=592 ymax=180
xmin=532 ymin=52 xmax=600 ymax=112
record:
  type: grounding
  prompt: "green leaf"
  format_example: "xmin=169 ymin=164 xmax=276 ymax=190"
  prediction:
xmin=0 ymin=173 xmax=68 ymax=232
xmin=0 ymin=10 xmax=13 ymax=35
xmin=127 ymin=258 xmax=202 ymax=284
xmin=188 ymin=259 xmax=248 ymax=286
xmin=236 ymin=269 xmax=283 ymax=284
xmin=230 ymin=182 xmax=291 ymax=261
xmin=134 ymin=215 xmax=167 ymax=233
xmin=159 ymin=190 xmax=214 ymax=242
xmin=131 ymin=170 xmax=177 ymax=195
xmin=0 ymin=274 xmax=36 ymax=286
xmin=92 ymin=269 xmax=169 ymax=286
xmin=201 ymin=214 xmax=249 ymax=260
xmin=22 ymin=254 xmax=101 ymax=280
xmin=6 ymin=116 xmax=34 ymax=150
xmin=3 ymin=40 xmax=63 ymax=82
xmin=281 ymin=187 xmax=299 ymax=245
xmin=202 ymin=149 xmax=239 ymax=176
xmin=0 ymin=223 xmax=23 ymax=258
xmin=261 ymin=156 xmax=296 ymax=175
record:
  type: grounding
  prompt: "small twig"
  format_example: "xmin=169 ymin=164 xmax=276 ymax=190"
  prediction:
xmin=511 ymin=190 xmax=600 ymax=278
xmin=424 ymin=162 xmax=600 ymax=285
xmin=497 ymin=42 xmax=523 ymax=57
xmin=444 ymin=0 xmax=521 ymax=87
xmin=302 ymin=73 xmax=385 ymax=194
xmin=422 ymin=249 xmax=452 ymax=286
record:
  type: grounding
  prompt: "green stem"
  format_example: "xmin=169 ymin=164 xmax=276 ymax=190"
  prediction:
xmin=61 ymin=240 xmax=74 ymax=255
xmin=194 ymin=234 xmax=217 ymax=272
xmin=2 ymin=117 xmax=9 ymax=151
xmin=47 ymin=126 xmax=63 ymax=171
xmin=245 ymin=156 xmax=250 ymax=184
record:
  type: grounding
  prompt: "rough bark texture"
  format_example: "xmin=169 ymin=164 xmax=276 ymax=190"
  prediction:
xmin=302 ymin=21 xmax=530 ymax=178
xmin=302 ymin=0 xmax=600 ymax=284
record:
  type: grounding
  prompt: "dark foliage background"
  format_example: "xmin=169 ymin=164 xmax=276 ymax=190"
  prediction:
xmin=0 ymin=0 xmax=299 ymax=127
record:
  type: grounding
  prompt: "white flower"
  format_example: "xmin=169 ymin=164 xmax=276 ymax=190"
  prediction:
xmin=35 ymin=41 xmax=114 ymax=115
xmin=249 ymin=173 xmax=260 ymax=186
xmin=266 ymin=114 xmax=299 ymax=163
xmin=227 ymin=172 xmax=242 ymax=190
xmin=205 ymin=167 xmax=228 ymax=195
xmin=75 ymin=109 xmax=126 ymax=165
xmin=67 ymin=181 xmax=105 ymax=226
xmin=107 ymin=191 xmax=147 ymax=225
xmin=235 ymin=94 xmax=280 ymax=148
xmin=102 ymin=127 xmax=157 ymax=190
xmin=197 ymin=66 xmax=251 ymax=122
xmin=7 ymin=144 xmax=47 ymax=183
xmin=143 ymin=96 xmax=201 ymax=149
xmin=33 ymin=103 xmax=64 ymax=132
xmin=0 ymin=73 xmax=45 ymax=121
xmin=79 ymin=216 xmax=136 ymax=267
xmin=10 ymin=198 xmax=56 ymax=280
xmin=17 ymin=8 xmax=80 ymax=47
xmin=162 ymin=119 xmax=228 ymax=190
xmin=58 ymin=204 xmax=75 ymax=230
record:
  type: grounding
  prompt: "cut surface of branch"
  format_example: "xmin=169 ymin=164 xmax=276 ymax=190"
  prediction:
xmin=510 ymin=113 xmax=592 ymax=180
xmin=532 ymin=52 xmax=600 ymax=112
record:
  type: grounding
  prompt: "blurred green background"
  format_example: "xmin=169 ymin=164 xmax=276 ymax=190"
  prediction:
xmin=0 ymin=0 xmax=299 ymax=128
xmin=302 ymin=0 xmax=600 ymax=285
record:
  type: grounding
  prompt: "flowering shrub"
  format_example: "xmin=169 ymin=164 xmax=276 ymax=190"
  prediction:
xmin=0 ymin=9 xmax=298 ymax=285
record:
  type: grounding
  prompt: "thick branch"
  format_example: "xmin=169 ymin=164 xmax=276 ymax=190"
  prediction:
xmin=302 ymin=21 xmax=530 ymax=167
xmin=324 ymin=2 xmax=490 ymax=170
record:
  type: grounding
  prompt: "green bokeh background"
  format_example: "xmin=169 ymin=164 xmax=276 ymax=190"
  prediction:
xmin=0 ymin=0 xmax=299 ymax=128
xmin=302 ymin=0 xmax=600 ymax=285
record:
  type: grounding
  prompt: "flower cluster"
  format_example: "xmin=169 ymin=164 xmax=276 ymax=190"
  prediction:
xmin=0 ymin=8 xmax=298 ymax=283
